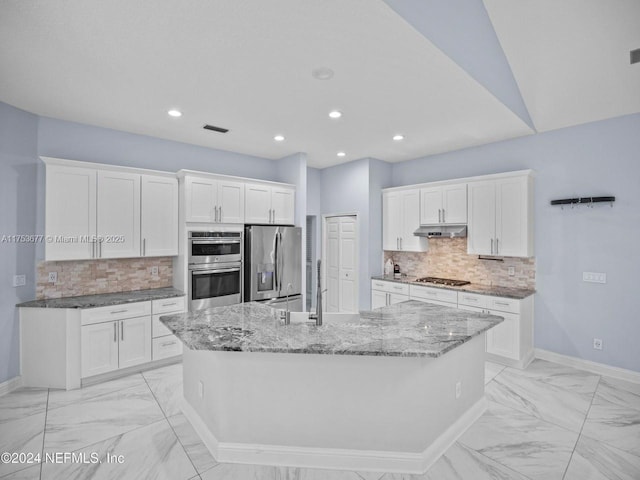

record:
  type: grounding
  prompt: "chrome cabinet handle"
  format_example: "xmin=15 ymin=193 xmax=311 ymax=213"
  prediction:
xmin=496 ymin=238 xmax=499 ymax=255
xmin=400 ymin=237 xmax=403 ymax=250
xmin=438 ymin=208 xmax=442 ymax=223
xmin=162 ymin=302 xmax=177 ymax=307
xmin=113 ymin=322 xmax=117 ymax=342
xmin=142 ymin=238 xmax=146 ymax=256
xmin=121 ymin=321 xmax=124 ymax=341
xmin=442 ymin=209 xmax=445 ymax=223
xmin=491 ymin=238 xmax=494 ymax=255
xmin=161 ymin=340 xmax=177 ymax=347
xmin=110 ymin=309 xmax=127 ymax=315
xmin=495 ymin=301 xmax=509 ymax=306
xmin=219 ymin=206 xmax=223 ymax=222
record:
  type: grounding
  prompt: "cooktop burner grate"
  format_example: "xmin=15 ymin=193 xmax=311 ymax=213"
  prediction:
xmin=415 ymin=277 xmax=470 ymax=287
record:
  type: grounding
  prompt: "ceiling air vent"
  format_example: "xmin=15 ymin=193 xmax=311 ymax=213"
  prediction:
xmin=203 ymin=124 xmax=229 ymax=133
xmin=631 ymin=48 xmax=640 ymax=65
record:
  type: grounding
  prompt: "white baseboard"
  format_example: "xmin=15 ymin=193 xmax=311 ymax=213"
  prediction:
xmin=181 ymin=396 xmax=486 ymax=474
xmin=535 ymin=349 xmax=640 ymax=384
xmin=0 ymin=376 xmax=23 ymax=396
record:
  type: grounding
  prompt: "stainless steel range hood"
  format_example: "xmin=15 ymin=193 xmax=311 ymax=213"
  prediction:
xmin=413 ymin=225 xmax=467 ymax=238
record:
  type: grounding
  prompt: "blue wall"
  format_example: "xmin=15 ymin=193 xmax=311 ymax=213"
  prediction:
xmin=0 ymin=103 xmax=39 ymax=384
xmin=392 ymin=113 xmax=640 ymax=372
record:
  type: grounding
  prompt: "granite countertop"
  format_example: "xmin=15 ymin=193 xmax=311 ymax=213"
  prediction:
xmin=371 ymin=275 xmax=535 ymax=299
xmin=17 ymin=287 xmax=185 ymax=309
xmin=159 ymin=300 xmax=503 ymax=358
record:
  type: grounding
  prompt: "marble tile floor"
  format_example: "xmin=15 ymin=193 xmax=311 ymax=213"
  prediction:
xmin=0 ymin=359 xmax=638 ymax=480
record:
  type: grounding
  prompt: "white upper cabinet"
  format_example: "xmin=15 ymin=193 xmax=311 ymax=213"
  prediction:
xmin=44 ymin=158 xmax=179 ymax=261
xmin=420 ymin=183 xmax=467 ymax=225
xmin=141 ymin=175 xmax=178 ymax=256
xmin=468 ymin=174 xmax=533 ymax=257
xmin=245 ymin=183 xmax=295 ymax=225
xmin=45 ymin=164 xmax=97 ymax=261
xmin=383 ymin=188 xmax=427 ymax=252
xmin=184 ymin=176 xmax=245 ymax=224
xmin=97 ymin=170 xmax=141 ymax=258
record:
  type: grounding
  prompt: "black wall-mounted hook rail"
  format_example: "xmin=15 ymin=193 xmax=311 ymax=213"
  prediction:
xmin=550 ymin=196 xmax=615 ymax=206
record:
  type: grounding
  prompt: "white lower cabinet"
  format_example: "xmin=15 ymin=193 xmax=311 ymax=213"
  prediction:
xmin=151 ymin=297 xmax=185 ymax=361
xmin=81 ymin=316 xmax=151 ymax=378
xmin=372 ymin=279 xmax=534 ymax=368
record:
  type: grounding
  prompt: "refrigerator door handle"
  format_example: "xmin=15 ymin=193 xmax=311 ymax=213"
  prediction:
xmin=278 ymin=231 xmax=284 ymax=292
xmin=273 ymin=230 xmax=279 ymax=294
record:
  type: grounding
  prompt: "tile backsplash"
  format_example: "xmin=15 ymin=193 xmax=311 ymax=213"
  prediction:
xmin=36 ymin=257 xmax=173 ymax=299
xmin=384 ymin=238 xmax=535 ymax=289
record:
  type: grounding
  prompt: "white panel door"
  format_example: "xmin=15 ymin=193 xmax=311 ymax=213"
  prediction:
xmin=272 ymin=187 xmax=295 ymax=225
xmin=141 ymin=175 xmax=178 ymax=256
xmin=338 ymin=217 xmax=358 ymax=312
xmin=245 ymin=184 xmax=272 ymax=224
xmin=218 ymin=180 xmax=245 ymax=224
xmin=45 ymin=165 xmax=96 ymax=260
xmin=118 ymin=316 xmax=152 ymax=369
xmin=442 ymin=184 xmax=467 ymax=224
xmin=81 ymin=321 xmax=119 ymax=378
xmin=420 ymin=187 xmax=442 ymax=225
xmin=495 ymin=177 xmax=527 ymax=257
xmin=467 ymin=181 xmax=496 ymax=255
xmin=97 ymin=171 xmax=141 ymax=258
xmin=400 ymin=189 xmax=422 ymax=251
xmin=383 ymin=191 xmax=401 ymax=250
xmin=185 ymin=176 xmax=217 ymax=222
xmin=485 ymin=310 xmax=520 ymax=360
xmin=325 ymin=218 xmax=340 ymax=312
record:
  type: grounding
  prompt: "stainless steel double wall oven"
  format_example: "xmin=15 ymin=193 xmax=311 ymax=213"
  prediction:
xmin=188 ymin=230 xmax=243 ymax=311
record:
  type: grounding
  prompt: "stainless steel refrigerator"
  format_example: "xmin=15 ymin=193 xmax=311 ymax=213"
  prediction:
xmin=244 ymin=225 xmax=303 ymax=311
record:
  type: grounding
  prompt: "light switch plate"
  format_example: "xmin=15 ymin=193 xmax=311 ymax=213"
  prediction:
xmin=13 ymin=275 xmax=26 ymax=287
xmin=583 ymin=272 xmax=606 ymax=283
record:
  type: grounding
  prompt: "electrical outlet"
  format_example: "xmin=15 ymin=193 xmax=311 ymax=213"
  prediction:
xmin=583 ymin=272 xmax=606 ymax=283
xmin=455 ymin=381 xmax=462 ymax=399
xmin=198 ymin=381 xmax=204 ymax=399
xmin=13 ymin=275 xmax=26 ymax=287
xmin=593 ymin=338 xmax=603 ymax=350
xmin=507 ymin=267 xmax=515 ymax=276
xmin=151 ymin=266 xmax=159 ymax=276
xmin=48 ymin=271 xmax=58 ymax=283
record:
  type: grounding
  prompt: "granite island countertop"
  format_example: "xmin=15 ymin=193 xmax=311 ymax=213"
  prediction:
xmin=371 ymin=275 xmax=535 ymax=299
xmin=159 ymin=300 xmax=503 ymax=358
xmin=17 ymin=287 xmax=185 ymax=309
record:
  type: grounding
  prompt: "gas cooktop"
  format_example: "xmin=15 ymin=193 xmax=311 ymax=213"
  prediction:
xmin=415 ymin=277 xmax=470 ymax=287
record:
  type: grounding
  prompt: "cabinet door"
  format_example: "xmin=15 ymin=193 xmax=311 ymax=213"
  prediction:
xmin=97 ymin=171 xmax=141 ymax=258
xmin=467 ymin=181 xmax=496 ymax=255
xmin=371 ymin=290 xmax=388 ymax=309
xmin=400 ymin=189 xmax=425 ymax=252
xmin=442 ymin=184 xmax=467 ymax=224
xmin=389 ymin=293 xmax=409 ymax=305
xmin=81 ymin=321 xmax=119 ymax=378
xmin=382 ymin=192 xmax=401 ymax=250
xmin=272 ymin=187 xmax=295 ymax=225
xmin=45 ymin=165 xmax=96 ymax=260
xmin=485 ymin=310 xmax=520 ymax=360
xmin=495 ymin=177 xmax=529 ymax=257
xmin=245 ymin=184 xmax=272 ymax=224
xmin=141 ymin=175 xmax=178 ymax=256
xmin=118 ymin=316 xmax=152 ymax=369
xmin=420 ymin=187 xmax=442 ymax=225
xmin=185 ymin=176 xmax=217 ymax=222
xmin=218 ymin=180 xmax=245 ymax=224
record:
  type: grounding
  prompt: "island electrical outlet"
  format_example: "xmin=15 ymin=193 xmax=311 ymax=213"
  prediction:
xmin=455 ymin=381 xmax=462 ymax=399
xmin=593 ymin=338 xmax=603 ymax=350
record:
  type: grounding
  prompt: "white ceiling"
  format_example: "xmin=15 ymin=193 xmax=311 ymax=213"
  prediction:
xmin=0 ymin=1 xmax=637 ymax=169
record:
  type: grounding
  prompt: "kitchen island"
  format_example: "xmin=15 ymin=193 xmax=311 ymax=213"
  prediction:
xmin=160 ymin=300 xmax=503 ymax=474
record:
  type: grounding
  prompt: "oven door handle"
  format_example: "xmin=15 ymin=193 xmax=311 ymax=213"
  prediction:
xmin=191 ymin=268 xmax=240 ymax=275
xmin=191 ymin=239 xmax=241 ymax=245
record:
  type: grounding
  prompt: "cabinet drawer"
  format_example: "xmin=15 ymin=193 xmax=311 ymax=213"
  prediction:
xmin=412 ymin=297 xmax=457 ymax=308
xmin=151 ymin=297 xmax=186 ymax=315
xmin=81 ymin=301 xmax=151 ymax=326
xmin=489 ymin=297 xmax=520 ymax=314
xmin=409 ymin=285 xmax=457 ymax=305
xmin=458 ymin=292 xmax=490 ymax=309
xmin=152 ymin=335 xmax=183 ymax=361
xmin=371 ymin=280 xmax=409 ymax=295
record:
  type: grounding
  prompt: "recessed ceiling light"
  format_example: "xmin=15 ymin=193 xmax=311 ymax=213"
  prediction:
xmin=312 ymin=67 xmax=334 ymax=80
xmin=337 ymin=151 xmax=346 ymax=157
xmin=393 ymin=134 xmax=405 ymax=141
xmin=167 ymin=109 xmax=182 ymax=117
xmin=274 ymin=135 xmax=285 ymax=142
xmin=329 ymin=110 xmax=342 ymax=119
